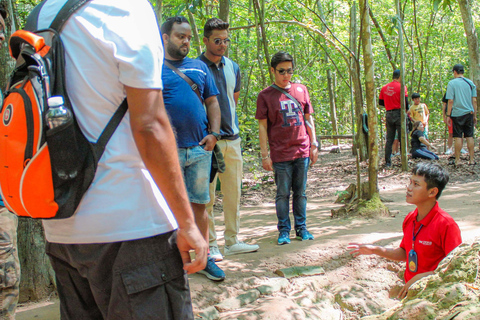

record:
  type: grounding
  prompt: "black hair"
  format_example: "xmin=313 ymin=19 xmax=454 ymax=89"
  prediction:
xmin=392 ymin=69 xmax=401 ymax=79
xmin=0 ymin=5 xmax=7 ymax=20
xmin=410 ymin=120 xmax=422 ymax=136
xmin=161 ymin=16 xmax=189 ymax=36
xmin=411 ymin=93 xmax=420 ymax=99
xmin=204 ymin=18 xmax=229 ymax=38
xmin=411 ymin=162 xmax=449 ymax=199
xmin=271 ymin=51 xmax=294 ymax=69
xmin=452 ymin=64 xmax=464 ymax=74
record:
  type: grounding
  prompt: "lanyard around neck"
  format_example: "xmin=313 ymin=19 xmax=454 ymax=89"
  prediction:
xmin=412 ymin=220 xmax=423 ymax=250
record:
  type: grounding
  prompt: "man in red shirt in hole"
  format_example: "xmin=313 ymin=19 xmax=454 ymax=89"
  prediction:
xmin=348 ymin=162 xmax=461 ymax=299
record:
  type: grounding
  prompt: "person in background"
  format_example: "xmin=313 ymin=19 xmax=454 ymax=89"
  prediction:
xmin=445 ymin=64 xmax=477 ymax=166
xmin=408 ymin=93 xmax=430 ymax=139
xmin=161 ymin=16 xmax=225 ymax=282
xmin=256 ymin=51 xmax=319 ymax=245
xmin=379 ymin=69 xmax=409 ymax=167
xmin=410 ymin=121 xmax=438 ymax=160
xmin=199 ymin=18 xmax=259 ymax=262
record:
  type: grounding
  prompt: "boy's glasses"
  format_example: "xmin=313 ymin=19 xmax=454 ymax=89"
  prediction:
xmin=213 ymin=38 xmax=231 ymax=46
xmin=276 ymin=68 xmax=294 ymax=75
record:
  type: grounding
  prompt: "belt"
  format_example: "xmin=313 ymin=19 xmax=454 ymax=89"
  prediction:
xmin=221 ymin=134 xmax=239 ymax=140
xmin=386 ymin=109 xmax=401 ymax=112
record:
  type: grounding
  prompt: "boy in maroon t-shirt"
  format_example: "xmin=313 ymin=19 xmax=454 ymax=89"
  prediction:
xmin=348 ymin=162 xmax=462 ymax=299
xmin=256 ymin=51 xmax=319 ymax=245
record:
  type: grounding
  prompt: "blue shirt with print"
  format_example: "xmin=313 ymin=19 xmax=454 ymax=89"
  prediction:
xmin=162 ymin=58 xmax=219 ymax=148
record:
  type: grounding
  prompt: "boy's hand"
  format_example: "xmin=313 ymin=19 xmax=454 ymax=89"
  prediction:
xmin=347 ymin=243 xmax=377 ymax=257
xmin=397 ymin=271 xmax=434 ymax=299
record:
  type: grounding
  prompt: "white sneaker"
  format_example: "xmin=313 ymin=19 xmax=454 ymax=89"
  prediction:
xmin=461 ymin=148 xmax=468 ymax=154
xmin=209 ymin=246 xmax=223 ymax=262
xmin=224 ymin=242 xmax=259 ymax=256
xmin=445 ymin=148 xmax=453 ymax=155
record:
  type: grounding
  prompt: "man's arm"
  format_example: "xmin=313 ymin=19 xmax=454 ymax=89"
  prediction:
xmin=199 ymin=95 xmax=221 ymax=151
xmin=126 ymin=86 xmax=207 ymax=274
xmin=348 ymin=243 xmax=407 ymax=261
xmin=473 ymin=97 xmax=477 ymax=125
xmin=234 ymin=91 xmax=240 ymax=106
xmin=258 ymin=119 xmax=273 ymax=171
xmin=447 ymin=99 xmax=453 ymax=126
xmin=442 ymin=102 xmax=448 ymax=124
xmin=304 ymin=113 xmax=319 ymax=166
xmin=398 ymin=271 xmax=434 ymax=299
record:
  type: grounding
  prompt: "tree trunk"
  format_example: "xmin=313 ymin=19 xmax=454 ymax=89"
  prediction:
xmin=396 ymin=0 xmax=408 ymax=171
xmin=252 ymin=0 xmax=267 ymax=87
xmin=327 ymin=69 xmax=339 ymax=145
xmin=17 ymin=219 xmax=56 ymax=302
xmin=187 ymin=9 xmax=202 ymax=56
xmin=0 ymin=0 xmax=16 ymax=88
xmin=154 ymin=0 xmax=162 ymax=25
xmin=218 ymin=0 xmax=229 ymax=24
xmin=348 ymin=1 xmax=368 ymax=161
xmin=253 ymin=0 xmax=272 ymax=83
xmin=359 ymin=0 xmax=378 ymax=199
xmin=458 ymin=0 xmax=480 ymax=113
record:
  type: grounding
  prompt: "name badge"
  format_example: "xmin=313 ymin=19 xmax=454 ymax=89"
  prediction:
xmin=408 ymin=249 xmax=418 ymax=272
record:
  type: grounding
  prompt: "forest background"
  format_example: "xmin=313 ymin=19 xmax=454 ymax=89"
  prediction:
xmin=0 ymin=0 xmax=478 ymax=304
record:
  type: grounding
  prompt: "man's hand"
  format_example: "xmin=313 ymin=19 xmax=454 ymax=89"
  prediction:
xmin=397 ymin=271 xmax=434 ymax=299
xmin=199 ymin=134 xmax=217 ymax=151
xmin=176 ymin=224 xmax=208 ymax=274
xmin=262 ymin=156 xmax=273 ymax=171
xmin=347 ymin=243 xmax=377 ymax=257
xmin=310 ymin=145 xmax=319 ymax=166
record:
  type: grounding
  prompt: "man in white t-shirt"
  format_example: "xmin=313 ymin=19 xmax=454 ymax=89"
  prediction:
xmin=34 ymin=1 xmax=207 ymax=319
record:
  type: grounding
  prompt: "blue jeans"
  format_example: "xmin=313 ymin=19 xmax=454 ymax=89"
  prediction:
xmin=178 ymin=146 xmax=212 ymax=204
xmin=272 ymin=157 xmax=310 ymax=233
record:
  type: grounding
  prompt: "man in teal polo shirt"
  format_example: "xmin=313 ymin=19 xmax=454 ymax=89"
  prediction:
xmin=446 ymin=64 xmax=477 ymax=166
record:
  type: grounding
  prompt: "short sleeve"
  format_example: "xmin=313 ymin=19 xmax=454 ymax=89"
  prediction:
xmin=471 ymin=81 xmax=477 ymax=97
xmin=256 ymin=92 xmax=268 ymax=120
xmin=445 ymin=82 xmax=454 ymax=100
xmin=234 ymin=63 xmax=242 ymax=93
xmin=443 ymin=222 xmax=462 ymax=255
xmin=105 ymin=1 xmax=164 ymax=89
xmin=404 ymin=86 xmax=408 ymax=96
xmin=303 ymin=86 xmax=314 ymax=114
xmin=202 ymin=65 xmax=220 ymax=99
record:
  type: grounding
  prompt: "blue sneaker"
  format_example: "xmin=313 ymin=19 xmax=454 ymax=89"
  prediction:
xmin=296 ymin=229 xmax=314 ymax=241
xmin=197 ymin=257 xmax=225 ymax=281
xmin=278 ymin=231 xmax=291 ymax=245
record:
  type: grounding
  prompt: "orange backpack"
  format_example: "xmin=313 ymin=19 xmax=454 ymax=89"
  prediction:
xmin=0 ymin=0 xmax=127 ymax=219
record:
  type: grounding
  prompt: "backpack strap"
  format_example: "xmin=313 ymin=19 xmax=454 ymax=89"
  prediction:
xmin=50 ymin=0 xmax=91 ymax=32
xmin=24 ymin=0 xmax=47 ymax=32
xmin=93 ymin=99 xmax=128 ymax=159
xmin=164 ymin=60 xmax=202 ymax=102
xmin=25 ymin=0 xmax=91 ymax=33
xmin=270 ymin=83 xmax=313 ymax=130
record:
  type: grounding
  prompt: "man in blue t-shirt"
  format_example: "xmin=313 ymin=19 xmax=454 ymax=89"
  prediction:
xmin=161 ymin=17 xmax=225 ymax=282
xmin=198 ymin=18 xmax=259 ymax=262
xmin=445 ymin=64 xmax=477 ymax=166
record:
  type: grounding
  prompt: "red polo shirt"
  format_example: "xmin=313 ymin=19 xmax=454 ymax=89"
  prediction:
xmin=379 ymin=80 xmax=408 ymax=110
xmin=400 ymin=202 xmax=462 ymax=282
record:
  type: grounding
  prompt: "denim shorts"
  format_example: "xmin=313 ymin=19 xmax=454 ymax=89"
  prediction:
xmin=178 ymin=146 xmax=212 ymax=204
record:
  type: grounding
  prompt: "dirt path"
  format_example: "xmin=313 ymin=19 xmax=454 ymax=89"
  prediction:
xmin=16 ymin=146 xmax=480 ymax=319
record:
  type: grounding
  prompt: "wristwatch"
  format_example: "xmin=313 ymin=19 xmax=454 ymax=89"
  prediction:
xmin=210 ymin=132 xmax=221 ymax=141
xmin=311 ymin=141 xmax=319 ymax=148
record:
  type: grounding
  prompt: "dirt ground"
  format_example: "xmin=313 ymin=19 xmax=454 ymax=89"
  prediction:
xmin=16 ymin=143 xmax=480 ymax=319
